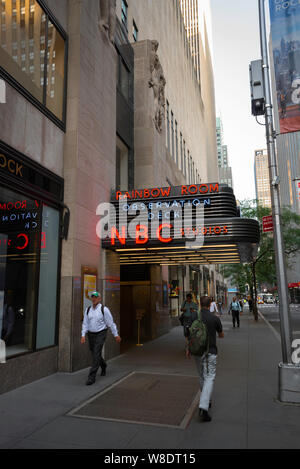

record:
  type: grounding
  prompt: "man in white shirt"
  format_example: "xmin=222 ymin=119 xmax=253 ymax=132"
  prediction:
xmin=81 ymin=291 xmax=121 ymax=385
xmin=210 ymin=298 xmax=218 ymax=315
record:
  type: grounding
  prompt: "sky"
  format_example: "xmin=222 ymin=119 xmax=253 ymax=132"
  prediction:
xmin=210 ymin=0 xmax=268 ymax=201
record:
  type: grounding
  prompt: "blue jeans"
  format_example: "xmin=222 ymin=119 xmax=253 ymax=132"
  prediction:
xmin=194 ymin=353 xmax=217 ymax=411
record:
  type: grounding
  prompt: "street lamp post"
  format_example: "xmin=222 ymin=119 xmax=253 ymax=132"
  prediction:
xmin=258 ymin=0 xmax=300 ymax=403
xmin=258 ymin=0 xmax=293 ymax=364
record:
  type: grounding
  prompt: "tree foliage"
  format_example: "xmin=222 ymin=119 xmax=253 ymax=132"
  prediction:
xmin=222 ymin=200 xmax=300 ymax=293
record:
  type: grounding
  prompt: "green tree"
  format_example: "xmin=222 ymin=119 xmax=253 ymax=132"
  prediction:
xmin=222 ymin=200 xmax=300 ymax=320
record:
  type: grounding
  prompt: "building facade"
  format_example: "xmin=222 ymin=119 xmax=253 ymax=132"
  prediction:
xmin=254 ymin=149 xmax=272 ymax=208
xmin=216 ymin=117 xmax=233 ymax=188
xmin=0 ymin=0 xmax=227 ymax=394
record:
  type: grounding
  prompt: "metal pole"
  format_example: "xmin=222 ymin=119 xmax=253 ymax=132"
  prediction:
xmin=258 ymin=0 xmax=293 ymax=363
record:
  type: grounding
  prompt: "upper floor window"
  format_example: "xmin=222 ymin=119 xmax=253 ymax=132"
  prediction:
xmin=121 ymin=0 xmax=128 ymax=31
xmin=117 ymin=55 xmax=130 ymax=101
xmin=166 ymin=101 xmax=170 ymax=151
xmin=133 ymin=20 xmax=138 ymax=42
xmin=0 ymin=0 xmax=67 ymax=128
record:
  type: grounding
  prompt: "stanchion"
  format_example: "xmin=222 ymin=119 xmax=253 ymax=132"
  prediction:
xmin=136 ymin=309 xmax=145 ymax=347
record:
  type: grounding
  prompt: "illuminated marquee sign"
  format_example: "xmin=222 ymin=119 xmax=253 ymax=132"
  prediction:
xmin=115 ymin=183 xmax=220 ymax=201
xmin=101 ymin=183 xmax=246 ymax=249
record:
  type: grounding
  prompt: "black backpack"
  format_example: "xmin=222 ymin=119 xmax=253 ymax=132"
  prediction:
xmin=87 ymin=304 xmax=105 ymax=317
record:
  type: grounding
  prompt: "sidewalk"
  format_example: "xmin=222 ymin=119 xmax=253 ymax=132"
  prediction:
xmin=1 ymin=309 xmax=300 ymax=449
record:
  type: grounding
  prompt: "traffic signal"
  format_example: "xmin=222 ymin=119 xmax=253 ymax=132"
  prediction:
xmin=249 ymin=60 xmax=265 ymax=116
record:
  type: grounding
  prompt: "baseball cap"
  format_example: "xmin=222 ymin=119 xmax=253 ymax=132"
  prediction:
xmin=90 ymin=291 xmax=100 ymax=298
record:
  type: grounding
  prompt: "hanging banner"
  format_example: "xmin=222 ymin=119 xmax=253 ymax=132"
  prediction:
xmin=269 ymin=0 xmax=300 ymax=133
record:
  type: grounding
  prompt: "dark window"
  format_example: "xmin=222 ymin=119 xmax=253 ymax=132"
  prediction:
xmin=166 ymin=101 xmax=170 ymax=151
xmin=175 ymin=121 xmax=178 ymax=165
xmin=133 ymin=20 xmax=138 ymax=42
xmin=121 ymin=0 xmax=128 ymax=31
xmin=171 ymin=111 xmax=174 ymax=159
xmin=180 ymin=132 xmax=183 ymax=170
xmin=118 ymin=57 xmax=129 ymax=100
xmin=116 ymin=137 xmax=128 ymax=191
xmin=0 ymin=0 xmax=67 ymax=125
xmin=183 ymin=140 xmax=186 ymax=176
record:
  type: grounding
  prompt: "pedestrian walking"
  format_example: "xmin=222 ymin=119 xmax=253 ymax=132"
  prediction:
xmin=210 ymin=297 xmax=219 ymax=315
xmin=217 ymin=298 xmax=223 ymax=315
xmin=228 ymin=297 xmax=242 ymax=328
xmin=186 ymin=296 xmax=224 ymax=422
xmin=81 ymin=291 xmax=121 ymax=386
xmin=239 ymin=298 xmax=244 ymax=315
xmin=248 ymin=296 xmax=253 ymax=313
xmin=179 ymin=293 xmax=198 ymax=346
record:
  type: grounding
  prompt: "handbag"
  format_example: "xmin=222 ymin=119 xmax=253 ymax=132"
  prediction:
xmin=179 ymin=301 xmax=186 ymax=326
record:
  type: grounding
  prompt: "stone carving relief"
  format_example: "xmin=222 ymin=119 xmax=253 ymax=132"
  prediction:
xmin=99 ymin=0 xmax=116 ymax=44
xmin=148 ymin=40 xmax=166 ymax=134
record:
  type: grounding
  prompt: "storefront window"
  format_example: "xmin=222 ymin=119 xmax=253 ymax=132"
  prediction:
xmin=0 ymin=0 xmax=67 ymax=123
xmin=0 ymin=186 xmax=60 ymax=357
xmin=36 ymin=205 xmax=60 ymax=349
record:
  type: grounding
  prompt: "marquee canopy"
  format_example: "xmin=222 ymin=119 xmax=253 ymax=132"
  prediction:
xmin=102 ymin=183 xmax=260 ymax=266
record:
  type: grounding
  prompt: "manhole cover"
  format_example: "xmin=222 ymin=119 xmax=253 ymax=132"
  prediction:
xmin=68 ymin=372 xmax=200 ymax=429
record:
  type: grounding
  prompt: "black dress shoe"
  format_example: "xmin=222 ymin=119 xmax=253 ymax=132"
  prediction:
xmin=199 ymin=408 xmax=212 ymax=422
xmin=101 ymin=366 xmax=107 ymax=376
xmin=209 ymin=401 xmax=212 ymax=409
xmin=86 ymin=378 xmax=95 ymax=386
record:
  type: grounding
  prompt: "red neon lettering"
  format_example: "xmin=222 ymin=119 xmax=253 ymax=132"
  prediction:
xmin=214 ymin=226 xmax=221 ymax=235
xmin=160 ymin=187 xmax=171 ymax=197
xmin=188 ymin=185 xmax=198 ymax=194
xmin=151 ymin=188 xmax=160 ymax=198
xmin=135 ymin=190 xmax=143 ymax=199
xmin=41 ymin=232 xmax=46 ymax=249
xmin=199 ymin=185 xmax=209 ymax=194
xmin=223 ymin=226 xmax=228 ymax=234
xmin=16 ymin=233 xmax=29 ymax=250
xmin=116 ymin=192 xmax=122 ymax=201
xmin=157 ymin=224 xmax=173 ymax=243
xmin=181 ymin=186 xmax=188 ymax=195
xmin=21 ymin=200 xmax=27 ymax=209
xmin=210 ymin=183 xmax=219 ymax=193
xmin=144 ymin=190 xmax=150 ymax=198
xmin=136 ymin=225 xmax=149 ymax=244
xmin=111 ymin=226 xmax=126 ymax=246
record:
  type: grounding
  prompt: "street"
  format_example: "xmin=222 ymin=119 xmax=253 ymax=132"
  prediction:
xmin=258 ymin=304 xmax=300 ymax=340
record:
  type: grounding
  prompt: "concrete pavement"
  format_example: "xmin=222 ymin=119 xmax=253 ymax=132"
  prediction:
xmin=0 ymin=308 xmax=300 ymax=449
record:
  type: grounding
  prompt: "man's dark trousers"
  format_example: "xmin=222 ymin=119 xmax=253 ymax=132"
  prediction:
xmin=88 ymin=330 xmax=108 ymax=380
xmin=232 ymin=310 xmax=240 ymax=327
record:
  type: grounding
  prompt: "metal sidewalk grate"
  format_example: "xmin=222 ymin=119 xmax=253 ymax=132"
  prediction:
xmin=68 ymin=372 xmax=200 ymax=429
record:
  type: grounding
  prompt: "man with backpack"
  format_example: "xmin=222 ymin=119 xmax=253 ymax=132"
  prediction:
xmin=186 ymin=296 xmax=224 ymax=422
xmin=180 ymin=293 xmax=199 ymax=343
xmin=228 ymin=297 xmax=242 ymax=328
xmin=81 ymin=291 xmax=121 ymax=385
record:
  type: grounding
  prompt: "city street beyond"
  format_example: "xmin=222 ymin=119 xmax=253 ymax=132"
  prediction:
xmin=0 ymin=308 xmax=300 ymax=450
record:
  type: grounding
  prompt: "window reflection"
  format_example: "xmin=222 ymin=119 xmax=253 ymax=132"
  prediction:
xmin=46 ymin=20 xmax=65 ymax=120
xmin=0 ymin=186 xmax=41 ymax=357
xmin=0 ymin=0 xmax=66 ymax=121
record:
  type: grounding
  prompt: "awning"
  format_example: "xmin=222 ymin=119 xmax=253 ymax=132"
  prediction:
xmin=101 ymin=184 xmax=260 ymax=265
